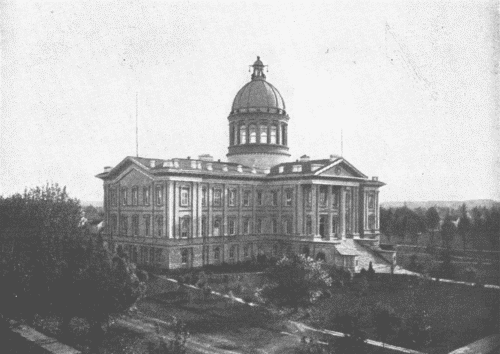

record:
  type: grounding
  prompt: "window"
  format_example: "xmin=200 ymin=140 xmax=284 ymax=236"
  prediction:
xmin=131 ymin=246 xmax=138 ymax=263
xmin=156 ymin=216 xmax=163 ymax=237
xmin=249 ymin=125 xmax=257 ymax=143
xmin=140 ymin=246 xmax=149 ymax=264
xmin=272 ymin=244 xmax=278 ymax=257
xmin=284 ymin=188 xmax=293 ymax=206
xmin=304 ymin=186 xmax=312 ymax=208
xmin=144 ymin=215 xmax=151 ymax=236
xmin=292 ymin=165 xmax=302 ymax=172
xmin=270 ymin=190 xmax=278 ymax=206
xmin=110 ymin=214 xmax=118 ymax=234
xmin=228 ymin=218 xmax=236 ymax=236
xmin=270 ymin=125 xmax=277 ymax=144
xmin=243 ymin=218 xmax=251 ymax=235
xmin=239 ymin=125 xmax=247 ymax=144
xmin=109 ymin=189 xmax=117 ymax=206
xmin=271 ymin=218 xmax=278 ymax=234
xmin=132 ymin=215 xmax=139 ymax=236
xmin=368 ymin=215 xmax=376 ymax=230
xmin=368 ymin=193 xmax=375 ymax=209
xmin=121 ymin=215 xmax=128 ymax=235
xmin=213 ymin=188 xmax=222 ymax=206
xmin=256 ymin=218 xmax=263 ymax=234
xmin=306 ymin=215 xmax=312 ymax=234
xmin=320 ymin=186 xmax=328 ymax=207
xmin=143 ymin=186 xmax=150 ymax=205
xmin=259 ymin=124 xmax=267 ymax=143
xmin=201 ymin=216 xmax=207 ymax=237
xmin=229 ymin=245 xmax=236 ymax=261
xmin=181 ymin=249 xmax=189 ymax=265
xmin=283 ymin=218 xmax=292 ymax=234
xmin=180 ymin=186 xmax=190 ymax=207
xmin=121 ymin=188 xmax=128 ymax=206
xmin=213 ymin=247 xmax=220 ymax=262
xmin=154 ymin=248 xmax=163 ymax=264
xmin=180 ymin=216 xmax=190 ymax=238
xmin=228 ymin=188 xmax=237 ymax=206
xmin=201 ymin=187 xmax=207 ymax=207
xmin=132 ymin=187 xmax=138 ymax=206
xmin=156 ymin=185 xmax=163 ymax=205
xmin=213 ymin=217 xmax=221 ymax=236
xmin=243 ymin=245 xmax=249 ymax=258
xmin=256 ymin=190 xmax=263 ymax=206
xmin=243 ymin=190 xmax=251 ymax=206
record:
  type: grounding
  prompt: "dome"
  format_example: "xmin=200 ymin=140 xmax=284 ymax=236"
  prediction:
xmin=232 ymin=79 xmax=286 ymax=113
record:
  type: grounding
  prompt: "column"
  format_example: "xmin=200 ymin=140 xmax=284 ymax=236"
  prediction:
xmin=339 ymin=187 xmax=345 ymax=239
xmin=167 ymin=181 xmax=174 ymax=239
xmin=313 ymin=185 xmax=319 ymax=235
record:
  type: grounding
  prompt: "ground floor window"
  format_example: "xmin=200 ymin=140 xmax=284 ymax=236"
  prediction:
xmin=272 ymin=244 xmax=278 ymax=257
xmin=213 ymin=218 xmax=221 ymax=236
xmin=229 ymin=245 xmax=237 ymax=262
xmin=213 ymin=246 xmax=220 ymax=262
xmin=181 ymin=248 xmax=189 ymax=265
xmin=243 ymin=244 xmax=250 ymax=258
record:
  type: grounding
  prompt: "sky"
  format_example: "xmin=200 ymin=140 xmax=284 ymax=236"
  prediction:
xmin=1 ymin=0 xmax=499 ymax=203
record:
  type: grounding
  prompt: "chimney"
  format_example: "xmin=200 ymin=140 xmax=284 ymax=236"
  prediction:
xmin=199 ymin=154 xmax=214 ymax=162
xmin=149 ymin=160 xmax=156 ymax=168
xmin=104 ymin=166 xmax=112 ymax=173
xmin=300 ymin=155 xmax=310 ymax=162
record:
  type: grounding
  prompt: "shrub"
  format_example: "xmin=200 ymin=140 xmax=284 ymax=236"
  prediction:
xmin=367 ymin=262 xmax=376 ymax=280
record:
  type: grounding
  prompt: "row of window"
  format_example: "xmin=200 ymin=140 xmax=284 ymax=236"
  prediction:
xmin=303 ymin=186 xmax=341 ymax=208
xmin=109 ymin=214 xmax=294 ymax=237
xmin=230 ymin=123 xmax=287 ymax=146
xmin=109 ymin=185 xmax=295 ymax=208
xmin=120 ymin=244 xmax=163 ymax=265
xmin=206 ymin=243 xmax=279 ymax=264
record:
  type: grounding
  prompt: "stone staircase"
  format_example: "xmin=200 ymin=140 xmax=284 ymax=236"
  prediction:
xmin=340 ymin=239 xmax=393 ymax=273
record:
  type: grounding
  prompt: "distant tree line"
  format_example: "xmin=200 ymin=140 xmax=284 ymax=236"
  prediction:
xmin=0 ymin=183 xmax=147 ymax=348
xmin=380 ymin=204 xmax=499 ymax=251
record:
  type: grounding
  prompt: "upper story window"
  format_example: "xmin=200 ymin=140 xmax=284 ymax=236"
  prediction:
xmin=143 ymin=186 xmax=150 ymax=205
xmin=320 ymin=186 xmax=328 ymax=207
xmin=213 ymin=188 xmax=222 ymax=206
xmin=306 ymin=215 xmax=313 ymax=234
xmin=156 ymin=216 xmax=163 ymax=237
xmin=292 ymin=165 xmax=302 ymax=173
xmin=228 ymin=188 xmax=237 ymax=207
xmin=132 ymin=187 xmax=139 ymax=206
xmin=180 ymin=186 xmax=190 ymax=207
xmin=201 ymin=187 xmax=207 ymax=207
xmin=109 ymin=188 xmax=117 ymax=206
xmin=121 ymin=188 xmax=128 ymax=206
xmin=155 ymin=185 xmax=163 ymax=206
xmin=256 ymin=190 xmax=263 ymax=206
xmin=239 ymin=125 xmax=247 ymax=144
xmin=201 ymin=216 xmax=207 ymax=237
xmin=284 ymin=188 xmax=293 ymax=206
xmin=228 ymin=218 xmax=236 ymax=236
xmin=270 ymin=190 xmax=278 ymax=206
xmin=270 ymin=125 xmax=277 ymax=144
xmin=304 ymin=186 xmax=312 ymax=208
xmin=368 ymin=193 xmax=375 ymax=209
xmin=121 ymin=215 xmax=128 ymax=235
xmin=243 ymin=218 xmax=251 ymax=235
xmin=213 ymin=217 xmax=221 ymax=236
xmin=256 ymin=218 xmax=263 ymax=234
xmin=144 ymin=215 xmax=151 ymax=236
xmin=249 ymin=125 xmax=257 ymax=143
xmin=260 ymin=124 xmax=267 ymax=143
xmin=132 ymin=215 xmax=139 ymax=236
xmin=180 ymin=216 xmax=190 ymax=238
xmin=243 ymin=190 xmax=251 ymax=206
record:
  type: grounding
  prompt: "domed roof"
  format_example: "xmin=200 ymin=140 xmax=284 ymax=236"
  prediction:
xmin=231 ymin=56 xmax=286 ymax=113
xmin=232 ymin=79 xmax=286 ymax=112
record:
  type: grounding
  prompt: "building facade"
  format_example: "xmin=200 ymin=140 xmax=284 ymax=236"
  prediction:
xmin=96 ymin=57 xmax=392 ymax=272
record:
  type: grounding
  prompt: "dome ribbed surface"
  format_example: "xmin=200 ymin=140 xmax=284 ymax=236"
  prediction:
xmin=232 ymin=79 xmax=286 ymax=112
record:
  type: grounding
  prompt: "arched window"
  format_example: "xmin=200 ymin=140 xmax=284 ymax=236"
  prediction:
xmin=249 ymin=125 xmax=257 ymax=143
xmin=260 ymin=124 xmax=267 ymax=143
xmin=239 ymin=125 xmax=247 ymax=144
xmin=270 ymin=125 xmax=277 ymax=144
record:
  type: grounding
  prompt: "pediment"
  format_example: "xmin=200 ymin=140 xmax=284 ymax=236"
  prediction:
xmin=314 ymin=159 xmax=367 ymax=179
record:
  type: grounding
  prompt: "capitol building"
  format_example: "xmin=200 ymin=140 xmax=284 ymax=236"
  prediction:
xmin=97 ymin=57 xmax=394 ymax=272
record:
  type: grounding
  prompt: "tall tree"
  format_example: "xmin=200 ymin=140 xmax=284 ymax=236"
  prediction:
xmin=256 ymin=254 xmax=332 ymax=313
xmin=457 ymin=204 xmax=471 ymax=251
xmin=425 ymin=207 xmax=440 ymax=246
xmin=441 ymin=215 xmax=457 ymax=249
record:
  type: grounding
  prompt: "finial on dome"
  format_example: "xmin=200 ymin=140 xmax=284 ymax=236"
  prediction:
xmin=250 ymin=56 xmax=267 ymax=80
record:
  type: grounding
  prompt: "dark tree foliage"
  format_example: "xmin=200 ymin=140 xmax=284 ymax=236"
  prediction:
xmin=372 ymin=304 xmax=401 ymax=347
xmin=0 ymin=184 xmax=147 ymax=346
xmin=441 ymin=215 xmax=457 ymax=249
xmin=257 ymin=254 xmax=332 ymax=312
xmin=380 ymin=206 xmax=426 ymax=242
xmin=457 ymin=204 xmax=471 ymax=251
xmin=425 ymin=207 xmax=440 ymax=244
xmin=330 ymin=311 xmax=368 ymax=353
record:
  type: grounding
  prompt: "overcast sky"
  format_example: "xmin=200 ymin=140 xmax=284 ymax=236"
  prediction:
xmin=1 ymin=0 xmax=499 ymax=203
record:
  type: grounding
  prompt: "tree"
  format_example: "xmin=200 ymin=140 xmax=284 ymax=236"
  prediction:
xmin=425 ymin=207 xmax=440 ymax=246
xmin=457 ymin=204 xmax=471 ymax=251
xmin=373 ymin=304 xmax=401 ymax=348
xmin=441 ymin=215 xmax=456 ymax=249
xmin=256 ymin=254 xmax=332 ymax=313
xmin=330 ymin=311 xmax=368 ymax=353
